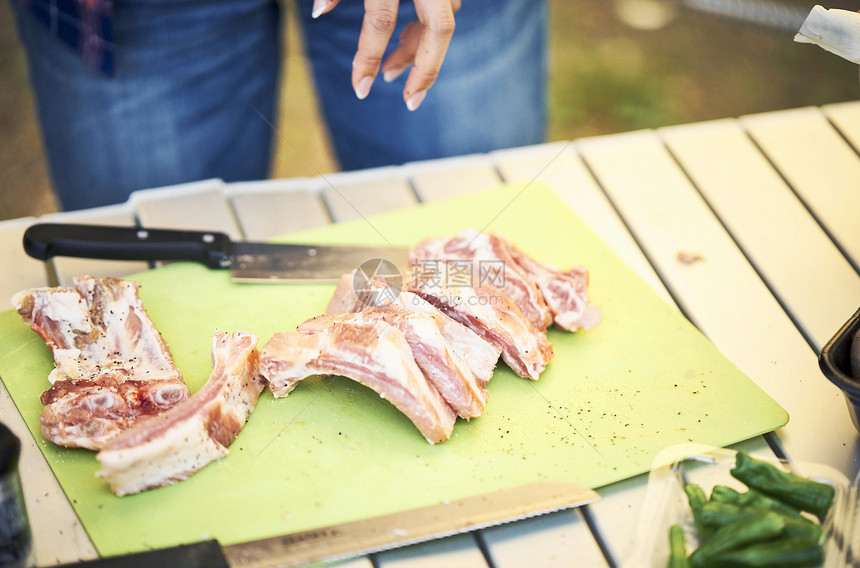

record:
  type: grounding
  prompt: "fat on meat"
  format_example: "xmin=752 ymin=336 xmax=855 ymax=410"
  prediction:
xmin=507 ymin=245 xmax=603 ymax=331
xmin=12 ymin=276 xmax=189 ymax=450
xmin=410 ymin=228 xmax=602 ymax=333
xmin=260 ymin=321 xmax=457 ymax=444
xmin=299 ymin=306 xmax=488 ymax=419
xmin=406 ymin=267 xmax=554 ymax=381
xmin=397 ymin=291 xmax=500 ymax=387
xmin=410 ymin=229 xmax=553 ymax=330
xmin=97 ymin=330 xmax=264 ymax=496
xmin=326 ymin=272 xmax=500 ymax=386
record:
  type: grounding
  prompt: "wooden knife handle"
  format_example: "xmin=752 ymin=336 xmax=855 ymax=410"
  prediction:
xmin=23 ymin=223 xmax=232 ymax=269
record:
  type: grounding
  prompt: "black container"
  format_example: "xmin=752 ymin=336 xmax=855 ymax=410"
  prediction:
xmin=820 ymin=307 xmax=860 ymax=433
xmin=0 ymin=422 xmax=31 ymax=568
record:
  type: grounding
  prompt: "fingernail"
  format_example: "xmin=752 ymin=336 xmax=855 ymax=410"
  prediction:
xmin=406 ymin=90 xmax=426 ymax=111
xmin=312 ymin=0 xmax=328 ymax=19
xmin=383 ymin=67 xmax=406 ymax=83
xmin=355 ymin=76 xmax=374 ymax=100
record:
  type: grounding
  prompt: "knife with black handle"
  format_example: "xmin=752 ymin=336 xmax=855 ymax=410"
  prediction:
xmin=23 ymin=223 xmax=410 ymax=282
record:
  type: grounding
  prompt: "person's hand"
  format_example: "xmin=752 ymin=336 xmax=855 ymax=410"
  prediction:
xmin=313 ymin=0 xmax=461 ymax=111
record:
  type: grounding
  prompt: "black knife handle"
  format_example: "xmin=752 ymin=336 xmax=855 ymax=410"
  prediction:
xmin=23 ymin=223 xmax=232 ymax=269
xmin=49 ymin=540 xmax=229 ymax=568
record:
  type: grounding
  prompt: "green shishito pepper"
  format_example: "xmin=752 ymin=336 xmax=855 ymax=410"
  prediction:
xmin=688 ymin=512 xmax=785 ymax=568
xmin=698 ymin=501 xmax=822 ymax=542
xmin=709 ymin=538 xmax=824 ymax=568
xmin=684 ymin=483 xmax=710 ymax=536
xmin=735 ymin=489 xmax=800 ymax=518
xmin=730 ymin=452 xmax=835 ymax=517
xmin=710 ymin=485 xmax=742 ymax=504
xmin=667 ymin=524 xmax=690 ymax=568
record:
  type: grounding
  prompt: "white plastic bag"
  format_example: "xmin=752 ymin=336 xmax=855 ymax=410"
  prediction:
xmin=795 ymin=5 xmax=860 ymax=64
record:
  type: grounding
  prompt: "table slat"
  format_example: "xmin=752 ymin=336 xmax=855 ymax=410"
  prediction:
xmin=406 ymin=156 xmax=501 ymax=204
xmin=227 ymin=180 xmax=331 ymax=240
xmin=481 ymin=510 xmax=608 ymax=568
xmin=661 ymin=118 xmax=860 ymax=350
xmin=131 ymin=179 xmax=241 ymax=239
xmin=319 ymin=170 xmax=418 ymax=223
xmin=822 ymin=100 xmax=860 ymax=152
xmin=0 ymin=218 xmax=49 ymax=300
xmin=326 ymin=557 xmax=375 ymax=568
xmin=375 ymin=534 xmax=489 ymax=568
xmin=741 ymin=107 xmax=860 ymax=271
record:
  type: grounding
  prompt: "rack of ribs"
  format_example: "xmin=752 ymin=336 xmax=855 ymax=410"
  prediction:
xmin=299 ymin=306 xmax=488 ymax=419
xmin=260 ymin=318 xmax=457 ymax=444
xmin=326 ymin=272 xmax=501 ymax=387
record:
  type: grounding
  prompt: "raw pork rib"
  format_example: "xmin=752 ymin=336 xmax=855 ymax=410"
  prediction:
xmin=398 ymin=291 xmax=501 ymax=387
xmin=410 ymin=229 xmax=553 ymax=330
xmin=406 ymin=268 xmax=554 ymax=381
xmin=326 ymin=272 xmax=500 ymax=387
xmin=260 ymin=320 xmax=457 ymax=444
xmin=411 ymin=228 xmax=601 ymax=332
xmin=299 ymin=305 xmax=488 ymax=419
xmin=97 ymin=330 xmax=264 ymax=496
xmin=508 ymin=246 xmax=602 ymax=331
xmin=12 ymin=276 xmax=189 ymax=450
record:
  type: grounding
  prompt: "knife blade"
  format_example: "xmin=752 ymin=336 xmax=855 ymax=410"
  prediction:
xmin=49 ymin=481 xmax=600 ymax=568
xmin=23 ymin=223 xmax=411 ymax=282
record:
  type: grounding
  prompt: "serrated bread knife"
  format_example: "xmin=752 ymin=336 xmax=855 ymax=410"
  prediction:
xmin=49 ymin=481 xmax=600 ymax=567
xmin=23 ymin=223 xmax=411 ymax=282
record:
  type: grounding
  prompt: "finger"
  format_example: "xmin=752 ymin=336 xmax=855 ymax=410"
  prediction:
xmin=311 ymin=0 xmax=341 ymax=19
xmin=352 ymin=0 xmax=400 ymax=100
xmin=381 ymin=21 xmax=421 ymax=83
xmin=383 ymin=1 xmax=460 ymax=83
xmin=402 ymin=0 xmax=457 ymax=110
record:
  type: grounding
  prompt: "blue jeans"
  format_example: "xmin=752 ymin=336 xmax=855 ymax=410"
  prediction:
xmin=12 ymin=0 xmax=547 ymax=211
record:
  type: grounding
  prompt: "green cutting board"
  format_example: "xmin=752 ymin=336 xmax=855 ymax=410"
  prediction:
xmin=0 ymin=183 xmax=787 ymax=557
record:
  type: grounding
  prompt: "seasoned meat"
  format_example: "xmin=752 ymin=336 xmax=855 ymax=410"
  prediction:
xmin=506 ymin=245 xmax=602 ymax=331
xmin=410 ymin=229 xmax=553 ymax=330
xmin=38 ymin=376 xmax=188 ymax=450
xmin=299 ymin=305 xmax=488 ymax=419
xmin=406 ymin=266 xmax=554 ymax=381
xmin=326 ymin=271 xmax=501 ymax=385
xmin=260 ymin=321 xmax=457 ymax=444
xmin=97 ymin=330 xmax=264 ymax=496
xmin=410 ymin=228 xmax=601 ymax=333
xmin=12 ymin=276 xmax=189 ymax=449
xmin=325 ymin=271 xmax=365 ymax=314
xmin=397 ymin=291 xmax=500 ymax=387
